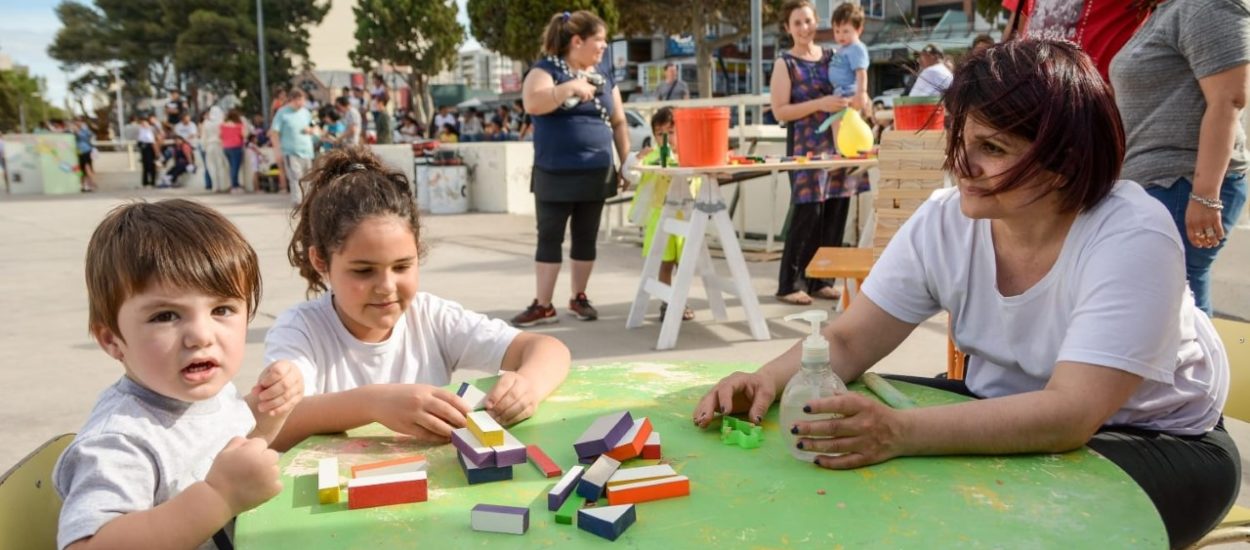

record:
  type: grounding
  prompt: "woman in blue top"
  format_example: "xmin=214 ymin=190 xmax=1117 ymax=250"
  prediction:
xmin=512 ymin=10 xmax=630 ymax=327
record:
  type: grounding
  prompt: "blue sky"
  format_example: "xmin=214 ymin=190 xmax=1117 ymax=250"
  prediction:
xmin=0 ymin=0 xmax=482 ymax=110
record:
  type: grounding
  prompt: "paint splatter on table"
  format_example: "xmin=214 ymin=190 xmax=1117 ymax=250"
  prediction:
xmin=235 ymin=362 xmax=1166 ymax=548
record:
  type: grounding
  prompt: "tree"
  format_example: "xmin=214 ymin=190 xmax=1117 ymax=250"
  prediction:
xmin=617 ymin=1 xmax=783 ymax=98
xmin=0 ymin=64 xmax=66 ymax=133
xmin=350 ymin=0 xmax=463 ymax=124
xmin=466 ymin=0 xmax=617 ymax=65
xmin=48 ymin=0 xmax=329 ymax=120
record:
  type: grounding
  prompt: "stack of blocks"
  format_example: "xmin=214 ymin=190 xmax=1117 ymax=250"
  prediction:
xmin=453 ymin=411 xmax=526 ymax=484
xmin=316 ymin=455 xmax=429 ymax=510
xmin=873 ymin=130 xmax=947 ymax=260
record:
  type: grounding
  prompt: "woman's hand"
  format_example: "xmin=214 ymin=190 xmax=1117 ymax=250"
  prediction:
xmin=561 ymin=79 xmax=598 ymax=104
xmin=371 ymin=384 xmax=470 ymax=442
xmin=485 ymin=371 xmax=540 ymax=426
xmin=819 ymin=95 xmax=849 ymax=113
xmin=692 ymin=371 xmax=776 ymax=428
xmin=1185 ymin=199 xmax=1225 ymax=248
xmin=792 ymin=393 xmax=907 ymax=469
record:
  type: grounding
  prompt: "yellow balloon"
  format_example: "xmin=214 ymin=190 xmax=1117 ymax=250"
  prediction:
xmin=836 ymin=108 xmax=874 ymax=158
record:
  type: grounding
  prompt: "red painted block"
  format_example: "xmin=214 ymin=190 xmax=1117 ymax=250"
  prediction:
xmin=526 ymin=444 xmax=563 ymax=478
xmin=641 ymin=431 xmax=661 ymax=460
xmin=604 ymin=418 xmax=653 ymax=461
xmin=347 ymin=471 xmax=428 ymax=509
xmin=606 ymin=475 xmax=689 ymax=506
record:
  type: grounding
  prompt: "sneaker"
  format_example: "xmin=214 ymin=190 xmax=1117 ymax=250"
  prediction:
xmin=568 ymin=293 xmax=598 ymax=321
xmin=511 ymin=300 xmax=557 ymax=327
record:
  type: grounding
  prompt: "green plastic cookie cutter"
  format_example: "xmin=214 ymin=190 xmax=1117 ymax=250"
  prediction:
xmin=720 ymin=417 xmax=763 ymax=449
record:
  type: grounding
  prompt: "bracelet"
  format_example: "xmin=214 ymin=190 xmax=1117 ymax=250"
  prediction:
xmin=1189 ymin=192 xmax=1224 ymax=211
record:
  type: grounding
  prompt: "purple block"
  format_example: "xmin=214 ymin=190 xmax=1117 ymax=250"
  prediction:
xmin=492 ymin=430 xmax=528 ymax=467
xmin=459 ymin=453 xmax=513 ymax=485
xmin=471 ymin=504 xmax=529 ymax=535
xmin=574 ymin=411 xmax=633 ymax=458
xmin=547 ymin=465 xmax=585 ymax=511
xmin=452 ymin=427 xmax=496 ymax=467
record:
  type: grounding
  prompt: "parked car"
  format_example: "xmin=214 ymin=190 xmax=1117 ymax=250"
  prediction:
xmin=871 ymin=88 xmax=906 ymax=112
xmin=625 ymin=109 xmax=650 ymax=151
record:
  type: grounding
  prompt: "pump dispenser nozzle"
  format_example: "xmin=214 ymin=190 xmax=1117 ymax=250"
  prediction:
xmin=784 ymin=310 xmax=830 ymax=364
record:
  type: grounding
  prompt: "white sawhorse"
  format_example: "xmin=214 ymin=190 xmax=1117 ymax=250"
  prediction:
xmin=626 ymin=169 xmax=770 ymax=350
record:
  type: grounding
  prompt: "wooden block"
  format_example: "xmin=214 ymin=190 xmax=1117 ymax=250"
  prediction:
xmin=578 ymin=454 xmax=598 ymax=465
xmin=878 ymin=188 xmax=937 ymax=201
xmin=318 ymin=457 xmax=340 ymax=504
xmin=470 ymin=504 xmax=529 ymax=535
xmin=456 ymin=382 xmax=487 ymax=411
xmin=346 ymin=471 xmax=427 ymax=509
xmin=574 ymin=411 xmax=633 ymax=458
xmin=896 ymin=177 xmax=946 ymax=190
xmin=577 ymin=455 xmax=621 ymax=501
xmin=884 ymin=169 xmax=946 ymax=181
xmin=350 ymin=455 xmax=427 ymax=479
xmin=491 ymin=429 xmax=527 ymax=467
xmin=607 ymin=464 xmax=677 ymax=487
xmin=604 ymin=417 xmax=653 ymax=461
xmin=606 ymin=476 xmax=690 ymax=506
xmin=876 ymin=207 xmax=914 ymax=219
xmin=641 ymin=432 xmax=661 ymax=460
xmin=458 ymin=452 xmax=513 ymax=485
xmin=548 ymin=464 xmax=585 ymax=511
xmin=879 ymin=148 xmax=946 ymax=161
xmin=527 ymin=444 xmax=563 ymax=478
xmin=555 ymin=493 xmax=585 ymax=525
xmin=452 ymin=428 xmax=496 ymax=467
xmin=577 ymin=504 xmax=637 ymax=541
xmin=467 ymin=411 xmax=504 ymax=446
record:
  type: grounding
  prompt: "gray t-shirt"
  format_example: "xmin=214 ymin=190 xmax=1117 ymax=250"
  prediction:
xmin=656 ymin=79 xmax=689 ymax=101
xmin=1109 ymin=0 xmax=1250 ymax=188
xmin=53 ymin=377 xmax=255 ymax=550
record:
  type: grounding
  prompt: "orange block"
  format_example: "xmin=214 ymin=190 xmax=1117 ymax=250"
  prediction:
xmin=606 ymin=475 xmax=689 ymax=506
xmin=604 ymin=418 xmax=653 ymax=462
xmin=350 ymin=455 xmax=427 ymax=478
xmin=347 ymin=471 xmax=428 ymax=509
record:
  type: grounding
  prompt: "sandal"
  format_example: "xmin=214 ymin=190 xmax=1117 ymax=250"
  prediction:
xmin=659 ymin=304 xmax=696 ymax=322
xmin=813 ymin=287 xmax=842 ymax=301
xmin=776 ymin=291 xmax=813 ymax=306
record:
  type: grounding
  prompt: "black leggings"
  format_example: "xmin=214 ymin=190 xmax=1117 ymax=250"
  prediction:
xmin=140 ymin=145 xmax=157 ymax=187
xmin=884 ymin=374 xmax=1240 ymax=549
xmin=534 ymin=199 xmax=605 ymax=263
xmin=778 ymin=196 xmax=851 ymax=296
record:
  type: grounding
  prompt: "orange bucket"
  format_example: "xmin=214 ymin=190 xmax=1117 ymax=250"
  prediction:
xmin=893 ymin=98 xmax=944 ymax=130
xmin=673 ymin=108 xmax=730 ymax=167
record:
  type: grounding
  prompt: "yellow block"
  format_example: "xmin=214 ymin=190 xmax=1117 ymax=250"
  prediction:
xmin=467 ymin=411 xmax=504 ymax=446
xmin=318 ymin=486 xmax=340 ymax=505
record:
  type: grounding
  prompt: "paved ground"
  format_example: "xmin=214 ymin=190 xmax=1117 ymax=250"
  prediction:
xmin=2 ymin=188 xmax=1246 ymax=537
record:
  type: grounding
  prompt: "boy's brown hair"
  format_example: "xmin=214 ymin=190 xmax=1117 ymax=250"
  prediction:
xmin=86 ymin=199 xmax=262 ymax=339
xmin=833 ymin=2 xmax=865 ymax=30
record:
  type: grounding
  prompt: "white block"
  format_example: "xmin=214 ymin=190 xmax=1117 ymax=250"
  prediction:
xmin=470 ymin=504 xmax=529 ymax=535
xmin=608 ymin=464 xmax=677 ymax=487
xmin=457 ymin=383 xmax=488 ymax=411
xmin=318 ymin=457 xmax=338 ymax=493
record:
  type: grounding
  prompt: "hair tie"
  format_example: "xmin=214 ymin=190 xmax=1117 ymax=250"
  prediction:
xmin=561 ymin=11 xmax=570 ymax=22
xmin=348 ymin=163 xmax=366 ymax=172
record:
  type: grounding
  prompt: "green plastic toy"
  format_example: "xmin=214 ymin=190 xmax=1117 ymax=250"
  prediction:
xmin=720 ymin=417 xmax=763 ymax=449
xmin=555 ymin=493 xmax=586 ymax=525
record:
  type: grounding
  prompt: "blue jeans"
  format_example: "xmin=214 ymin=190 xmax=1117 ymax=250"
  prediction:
xmin=1145 ymin=172 xmax=1249 ymax=316
xmin=224 ymin=147 xmax=243 ymax=188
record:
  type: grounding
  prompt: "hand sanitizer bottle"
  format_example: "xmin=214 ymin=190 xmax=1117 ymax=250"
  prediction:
xmin=779 ymin=310 xmax=848 ymax=461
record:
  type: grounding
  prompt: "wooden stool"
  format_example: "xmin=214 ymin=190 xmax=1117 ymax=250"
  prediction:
xmin=805 ymin=247 xmax=873 ymax=312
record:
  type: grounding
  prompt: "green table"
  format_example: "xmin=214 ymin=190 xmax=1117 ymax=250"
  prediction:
xmin=236 ymin=362 xmax=1167 ymax=548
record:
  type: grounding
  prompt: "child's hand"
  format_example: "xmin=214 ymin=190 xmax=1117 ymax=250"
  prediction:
xmin=205 ymin=437 xmax=281 ymax=514
xmin=638 ymin=146 xmax=653 ymax=158
xmin=248 ymin=360 xmax=303 ymax=417
xmin=372 ymin=384 xmax=470 ymax=440
xmin=485 ymin=371 xmax=539 ymax=426
xmin=820 ymin=95 xmax=849 ymax=113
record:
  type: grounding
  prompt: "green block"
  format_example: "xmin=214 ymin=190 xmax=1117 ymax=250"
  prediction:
xmin=720 ymin=417 xmax=763 ymax=449
xmin=555 ymin=493 xmax=585 ymax=525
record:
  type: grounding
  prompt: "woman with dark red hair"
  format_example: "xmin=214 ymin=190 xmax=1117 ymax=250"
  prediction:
xmin=694 ymin=39 xmax=1236 ymax=548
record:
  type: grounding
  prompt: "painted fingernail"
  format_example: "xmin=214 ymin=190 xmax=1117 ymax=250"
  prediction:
xmin=796 ymin=441 xmax=805 ymax=449
xmin=790 ymin=425 xmax=799 ymax=434
xmin=802 ymin=405 xmax=812 ymax=413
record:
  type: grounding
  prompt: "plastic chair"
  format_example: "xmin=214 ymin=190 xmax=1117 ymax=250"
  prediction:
xmin=1190 ymin=318 xmax=1250 ymax=548
xmin=0 ymin=433 xmax=74 ymax=550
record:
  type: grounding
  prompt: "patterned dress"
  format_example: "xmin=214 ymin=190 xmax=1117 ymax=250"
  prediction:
xmin=781 ymin=49 xmax=870 ymax=204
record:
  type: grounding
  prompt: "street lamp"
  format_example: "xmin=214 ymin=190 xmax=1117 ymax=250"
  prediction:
xmin=257 ymin=0 xmax=270 ymax=123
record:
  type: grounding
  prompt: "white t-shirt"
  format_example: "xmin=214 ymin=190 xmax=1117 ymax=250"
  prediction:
xmin=861 ymin=182 xmax=1227 ymax=435
xmin=264 ymin=292 xmax=520 ymax=395
xmin=342 ymin=108 xmax=363 ymax=145
xmin=909 ymin=63 xmax=953 ymax=97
